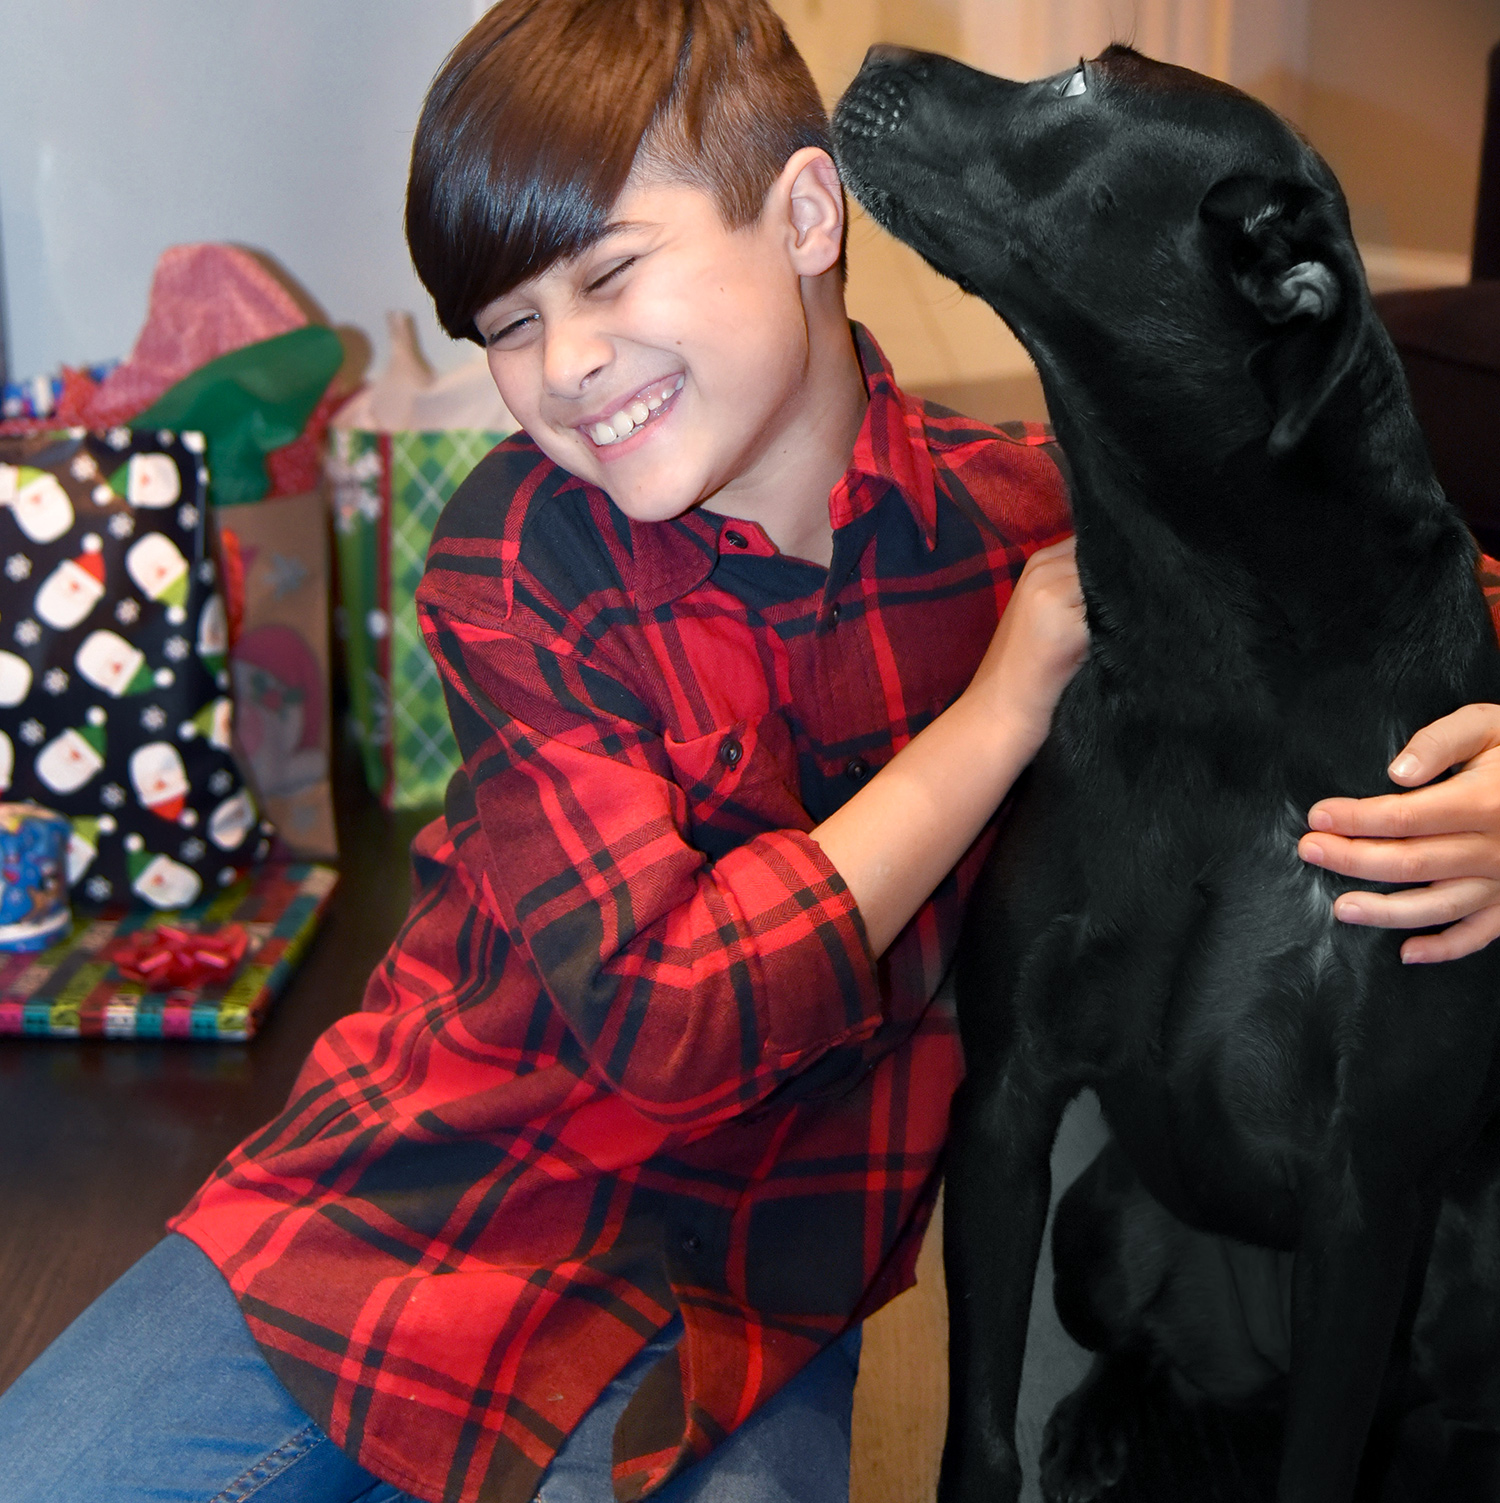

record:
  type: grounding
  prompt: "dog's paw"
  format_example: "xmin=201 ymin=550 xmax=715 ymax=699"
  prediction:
xmin=937 ymin=1442 xmax=1023 ymax=1503
xmin=1039 ymin=1386 xmax=1128 ymax=1503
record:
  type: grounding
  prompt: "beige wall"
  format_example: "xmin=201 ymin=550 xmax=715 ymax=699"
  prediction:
xmin=775 ymin=0 xmax=1500 ymax=389
xmin=777 ymin=0 xmax=966 ymax=104
xmin=777 ymin=0 xmax=1029 ymax=390
xmin=1292 ymin=0 xmax=1500 ymax=254
xmin=790 ymin=0 xmax=1500 ymax=256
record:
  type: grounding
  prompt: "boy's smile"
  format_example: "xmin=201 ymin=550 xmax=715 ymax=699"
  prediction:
xmin=580 ymin=373 xmax=685 ymax=450
xmin=473 ymin=160 xmax=867 ymax=565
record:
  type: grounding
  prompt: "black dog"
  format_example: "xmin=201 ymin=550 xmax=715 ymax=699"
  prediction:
xmin=832 ymin=44 xmax=1500 ymax=1503
xmin=1044 ymin=1120 xmax=1500 ymax=1500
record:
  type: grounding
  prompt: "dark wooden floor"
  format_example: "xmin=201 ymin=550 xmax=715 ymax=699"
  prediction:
xmin=0 ymin=755 xmax=429 ymax=1395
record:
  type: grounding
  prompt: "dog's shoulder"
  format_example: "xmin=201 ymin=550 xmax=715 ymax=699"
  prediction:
xmin=916 ymin=397 xmax=1074 ymax=545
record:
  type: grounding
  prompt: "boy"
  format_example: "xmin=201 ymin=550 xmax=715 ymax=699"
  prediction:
xmin=3 ymin=3 xmax=1500 ymax=1502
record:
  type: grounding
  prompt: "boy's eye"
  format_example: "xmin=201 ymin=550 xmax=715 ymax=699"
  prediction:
xmin=485 ymin=313 xmax=536 ymax=346
xmin=585 ymin=257 xmax=636 ymax=294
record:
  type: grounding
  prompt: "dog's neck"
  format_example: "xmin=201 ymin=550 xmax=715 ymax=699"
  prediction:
xmin=1043 ymin=322 xmax=1476 ymax=711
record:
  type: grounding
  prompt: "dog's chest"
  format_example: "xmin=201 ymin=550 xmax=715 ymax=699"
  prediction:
xmin=1066 ymin=789 xmax=1497 ymax=1235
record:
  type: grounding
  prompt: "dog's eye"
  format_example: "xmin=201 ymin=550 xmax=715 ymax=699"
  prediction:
xmin=1060 ymin=63 xmax=1088 ymax=98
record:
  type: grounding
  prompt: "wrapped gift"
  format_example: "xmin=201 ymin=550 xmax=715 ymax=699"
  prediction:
xmin=139 ymin=328 xmax=346 ymax=858
xmin=0 ymin=802 xmax=71 ymax=950
xmin=2 ymin=363 xmax=118 ymax=426
xmin=0 ymin=429 xmax=269 ymax=907
xmin=1 ymin=246 xmax=355 ymax=866
xmin=136 ymin=325 xmax=345 ymax=507
xmin=0 ymin=860 xmax=336 ymax=1039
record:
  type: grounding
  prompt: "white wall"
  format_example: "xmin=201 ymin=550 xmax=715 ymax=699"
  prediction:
xmin=0 ymin=1 xmax=485 ymax=384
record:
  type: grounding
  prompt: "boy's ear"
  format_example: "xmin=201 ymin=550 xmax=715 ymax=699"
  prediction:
xmin=780 ymin=147 xmax=845 ymax=277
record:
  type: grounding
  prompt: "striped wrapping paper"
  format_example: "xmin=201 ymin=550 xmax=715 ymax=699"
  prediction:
xmin=0 ymin=861 xmax=336 ymax=1040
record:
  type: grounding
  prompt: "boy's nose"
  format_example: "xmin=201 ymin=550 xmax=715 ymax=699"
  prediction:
xmin=542 ymin=317 xmax=612 ymax=398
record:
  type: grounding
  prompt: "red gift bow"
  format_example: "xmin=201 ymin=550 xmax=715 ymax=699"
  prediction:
xmin=109 ymin=923 xmax=249 ymax=990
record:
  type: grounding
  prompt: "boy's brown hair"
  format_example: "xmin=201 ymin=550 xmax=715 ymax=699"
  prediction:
xmin=407 ymin=0 xmax=838 ymax=344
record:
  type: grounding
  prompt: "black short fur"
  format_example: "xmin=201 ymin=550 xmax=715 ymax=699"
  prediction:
xmin=1040 ymin=1127 xmax=1500 ymax=1500
xmin=833 ymin=43 xmax=1500 ymax=1503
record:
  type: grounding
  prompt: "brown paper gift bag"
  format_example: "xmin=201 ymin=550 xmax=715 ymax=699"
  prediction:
xmin=220 ymin=491 xmax=336 ymax=859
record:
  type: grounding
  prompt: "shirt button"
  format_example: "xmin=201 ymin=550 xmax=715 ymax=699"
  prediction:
xmin=845 ymin=756 xmax=871 ymax=783
xmin=828 ymin=602 xmax=840 ymax=627
xmin=680 ymin=1233 xmax=702 ymax=1254
xmin=719 ymin=737 xmax=743 ymax=767
xmin=724 ymin=529 xmax=749 ymax=549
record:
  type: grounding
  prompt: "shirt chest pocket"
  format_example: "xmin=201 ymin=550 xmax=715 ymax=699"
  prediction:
xmin=661 ymin=713 xmax=809 ymax=856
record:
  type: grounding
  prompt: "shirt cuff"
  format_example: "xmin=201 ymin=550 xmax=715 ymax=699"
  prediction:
xmin=707 ymin=827 xmax=884 ymax=1062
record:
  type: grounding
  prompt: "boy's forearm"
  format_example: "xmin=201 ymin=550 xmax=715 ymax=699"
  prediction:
xmin=809 ymin=688 xmax=1044 ymax=956
xmin=811 ymin=537 xmax=1086 ymax=957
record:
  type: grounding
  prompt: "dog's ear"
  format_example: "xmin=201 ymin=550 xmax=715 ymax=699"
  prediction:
xmin=1200 ymin=174 xmax=1365 ymax=456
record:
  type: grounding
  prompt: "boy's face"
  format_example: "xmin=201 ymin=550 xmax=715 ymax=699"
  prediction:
xmin=474 ymin=175 xmax=827 ymax=525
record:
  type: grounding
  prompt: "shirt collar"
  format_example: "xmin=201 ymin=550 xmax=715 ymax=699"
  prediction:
xmin=837 ymin=323 xmax=938 ymax=550
xmin=592 ymin=322 xmax=937 ymax=613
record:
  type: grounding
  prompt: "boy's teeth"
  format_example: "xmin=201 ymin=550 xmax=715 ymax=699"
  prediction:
xmin=587 ymin=376 xmax=685 ymax=446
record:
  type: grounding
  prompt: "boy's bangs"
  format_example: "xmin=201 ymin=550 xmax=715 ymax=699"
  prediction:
xmin=408 ymin=0 xmax=837 ymax=343
xmin=410 ymin=3 xmax=678 ymax=342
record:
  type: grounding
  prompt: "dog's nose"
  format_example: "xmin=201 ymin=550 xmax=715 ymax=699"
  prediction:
xmin=861 ymin=43 xmax=923 ymax=71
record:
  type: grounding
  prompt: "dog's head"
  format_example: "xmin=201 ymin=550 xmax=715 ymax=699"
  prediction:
xmin=833 ymin=45 xmax=1372 ymax=464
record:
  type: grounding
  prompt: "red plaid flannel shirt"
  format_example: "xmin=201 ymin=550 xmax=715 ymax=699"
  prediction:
xmin=170 ymin=327 xmax=1073 ymax=1502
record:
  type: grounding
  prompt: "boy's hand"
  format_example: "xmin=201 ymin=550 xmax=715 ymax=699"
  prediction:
xmin=967 ymin=536 xmax=1089 ymax=756
xmin=1298 ymin=704 xmax=1500 ymax=963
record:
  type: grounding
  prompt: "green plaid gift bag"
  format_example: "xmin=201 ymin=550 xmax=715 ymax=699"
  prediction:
xmin=327 ymin=428 xmax=509 ymax=808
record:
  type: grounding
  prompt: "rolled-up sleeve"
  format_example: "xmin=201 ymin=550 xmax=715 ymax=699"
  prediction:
xmin=420 ymin=595 xmax=885 ymax=1129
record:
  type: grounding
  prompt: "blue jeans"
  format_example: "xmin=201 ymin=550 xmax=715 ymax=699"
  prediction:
xmin=0 ymin=1234 xmax=859 ymax=1503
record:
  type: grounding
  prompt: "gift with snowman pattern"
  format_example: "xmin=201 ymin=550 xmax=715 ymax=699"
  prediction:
xmin=0 ymin=431 xmax=270 ymax=907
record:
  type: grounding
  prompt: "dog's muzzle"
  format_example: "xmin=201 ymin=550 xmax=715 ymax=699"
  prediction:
xmin=835 ymin=47 xmax=917 ymax=143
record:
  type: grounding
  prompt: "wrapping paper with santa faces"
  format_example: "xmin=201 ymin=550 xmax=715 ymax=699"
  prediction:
xmin=0 ymin=430 xmax=269 ymax=909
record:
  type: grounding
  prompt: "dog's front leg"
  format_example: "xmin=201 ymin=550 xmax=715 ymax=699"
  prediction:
xmin=1277 ymin=1178 xmax=1435 ymax=1503
xmin=939 ymin=1051 xmax=1070 ymax=1503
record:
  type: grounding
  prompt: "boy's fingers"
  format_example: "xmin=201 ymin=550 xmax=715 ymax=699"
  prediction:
xmin=1306 ymin=778 xmax=1492 ymax=841
xmin=1029 ymin=534 xmax=1077 ymax=564
xmin=1383 ymin=703 xmax=1500 ymax=786
xmin=1298 ymin=829 xmax=1500 ymax=884
xmin=1398 ymin=901 xmax=1500 ymax=964
xmin=1015 ymin=537 xmax=1076 ymax=581
xmin=1330 ymin=876 xmax=1500 ymax=932
xmin=1296 ymin=705 xmax=1500 ymax=959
